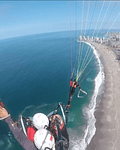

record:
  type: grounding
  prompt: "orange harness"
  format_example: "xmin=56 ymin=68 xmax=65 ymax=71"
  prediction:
xmin=52 ymin=120 xmax=64 ymax=135
xmin=27 ymin=126 xmax=36 ymax=142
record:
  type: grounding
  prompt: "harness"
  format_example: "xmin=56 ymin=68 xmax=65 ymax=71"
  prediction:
xmin=52 ymin=119 xmax=64 ymax=136
xmin=72 ymin=82 xmax=77 ymax=88
xmin=27 ymin=126 xmax=36 ymax=142
xmin=19 ymin=103 xmax=69 ymax=150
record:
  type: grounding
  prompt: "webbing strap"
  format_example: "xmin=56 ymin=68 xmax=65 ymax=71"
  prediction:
xmin=39 ymin=130 xmax=49 ymax=150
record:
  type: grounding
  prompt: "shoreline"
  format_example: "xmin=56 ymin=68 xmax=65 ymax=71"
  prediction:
xmin=77 ymin=41 xmax=105 ymax=150
xmin=84 ymin=42 xmax=105 ymax=147
xmin=86 ymin=41 xmax=120 ymax=150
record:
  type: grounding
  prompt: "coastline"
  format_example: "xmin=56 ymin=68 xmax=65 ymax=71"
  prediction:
xmin=80 ymin=41 xmax=105 ymax=150
xmin=86 ymin=41 xmax=120 ymax=150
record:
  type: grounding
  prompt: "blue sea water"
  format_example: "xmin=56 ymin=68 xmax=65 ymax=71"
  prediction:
xmin=0 ymin=31 xmax=99 ymax=150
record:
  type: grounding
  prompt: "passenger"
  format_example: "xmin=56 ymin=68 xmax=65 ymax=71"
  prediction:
xmin=34 ymin=128 xmax=55 ymax=150
xmin=69 ymin=78 xmax=80 ymax=100
xmin=32 ymin=113 xmax=69 ymax=149
xmin=0 ymin=105 xmax=69 ymax=150
xmin=33 ymin=113 xmax=49 ymax=129
xmin=0 ymin=106 xmax=55 ymax=150
xmin=49 ymin=114 xmax=69 ymax=150
xmin=26 ymin=113 xmax=49 ymax=142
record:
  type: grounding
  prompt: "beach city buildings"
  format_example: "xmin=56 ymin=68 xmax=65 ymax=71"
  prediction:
xmin=78 ymin=32 xmax=120 ymax=48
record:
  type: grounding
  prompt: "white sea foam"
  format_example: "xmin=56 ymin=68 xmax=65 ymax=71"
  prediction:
xmin=70 ymin=41 xmax=105 ymax=150
xmin=86 ymin=77 xmax=94 ymax=82
xmin=68 ymin=112 xmax=75 ymax=122
xmin=0 ymin=133 xmax=14 ymax=150
xmin=0 ymin=140 xmax=4 ymax=147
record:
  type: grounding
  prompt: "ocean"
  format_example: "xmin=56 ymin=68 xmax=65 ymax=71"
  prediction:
xmin=0 ymin=31 xmax=103 ymax=150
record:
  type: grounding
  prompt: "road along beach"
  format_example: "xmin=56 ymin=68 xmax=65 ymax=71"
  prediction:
xmin=86 ymin=40 xmax=120 ymax=150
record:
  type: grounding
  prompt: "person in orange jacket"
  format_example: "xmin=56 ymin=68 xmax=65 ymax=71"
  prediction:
xmin=49 ymin=114 xmax=69 ymax=150
xmin=69 ymin=78 xmax=80 ymax=100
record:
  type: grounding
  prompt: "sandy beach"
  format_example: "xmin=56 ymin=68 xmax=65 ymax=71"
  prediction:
xmin=86 ymin=41 xmax=120 ymax=150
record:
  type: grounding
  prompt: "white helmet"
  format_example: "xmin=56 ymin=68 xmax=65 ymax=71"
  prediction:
xmin=33 ymin=113 xmax=49 ymax=129
xmin=34 ymin=129 xmax=55 ymax=150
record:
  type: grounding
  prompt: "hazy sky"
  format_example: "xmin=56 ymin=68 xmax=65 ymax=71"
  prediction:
xmin=0 ymin=1 xmax=120 ymax=39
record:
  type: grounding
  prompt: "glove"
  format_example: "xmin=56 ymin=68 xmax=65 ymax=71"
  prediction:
xmin=0 ymin=106 xmax=9 ymax=119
